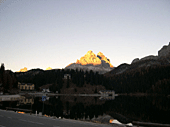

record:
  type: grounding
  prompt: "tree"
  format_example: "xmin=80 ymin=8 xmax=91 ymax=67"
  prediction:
xmin=0 ymin=63 xmax=5 ymax=86
xmin=94 ymin=88 xmax=97 ymax=93
xmin=66 ymin=76 xmax=70 ymax=88
xmin=0 ymin=63 xmax=5 ymax=73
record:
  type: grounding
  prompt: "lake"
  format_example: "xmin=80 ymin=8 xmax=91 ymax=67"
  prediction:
xmin=0 ymin=95 xmax=170 ymax=124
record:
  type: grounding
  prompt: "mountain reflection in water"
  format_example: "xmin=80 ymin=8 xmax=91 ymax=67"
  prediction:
xmin=0 ymin=95 xmax=170 ymax=124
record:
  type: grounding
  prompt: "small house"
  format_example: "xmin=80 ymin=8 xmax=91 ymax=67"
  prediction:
xmin=42 ymin=88 xmax=50 ymax=93
xmin=63 ymin=74 xmax=71 ymax=79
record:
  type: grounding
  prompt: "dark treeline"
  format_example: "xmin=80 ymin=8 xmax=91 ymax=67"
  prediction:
xmin=16 ymin=64 xmax=170 ymax=95
xmin=0 ymin=64 xmax=18 ymax=93
xmin=105 ymin=65 xmax=170 ymax=95
xmin=16 ymin=69 xmax=108 ymax=92
xmin=9 ymin=63 xmax=170 ymax=95
xmin=71 ymin=70 xmax=105 ymax=87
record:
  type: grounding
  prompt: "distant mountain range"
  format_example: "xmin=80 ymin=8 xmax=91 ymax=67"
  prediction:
xmin=66 ymin=43 xmax=170 ymax=74
xmin=17 ymin=67 xmax=52 ymax=72
xmin=65 ymin=50 xmax=113 ymax=74
xmin=17 ymin=43 xmax=170 ymax=75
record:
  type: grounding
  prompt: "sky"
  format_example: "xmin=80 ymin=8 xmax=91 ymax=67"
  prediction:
xmin=0 ymin=0 xmax=170 ymax=72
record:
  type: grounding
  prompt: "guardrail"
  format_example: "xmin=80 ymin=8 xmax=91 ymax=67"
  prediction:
xmin=0 ymin=95 xmax=25 ymax=102
xmin=6 ymin=107 xmax=32 ymax=114
xmin=132 ymin=121 xmax=170 ymax=127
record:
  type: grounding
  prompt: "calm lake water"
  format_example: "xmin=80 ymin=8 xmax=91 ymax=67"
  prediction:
xmin=0 ymin=95 xmax=170 ymax=124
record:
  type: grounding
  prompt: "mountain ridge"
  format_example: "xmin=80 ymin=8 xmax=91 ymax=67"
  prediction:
xmin=106 ymin=42 xmax=170 ymax=75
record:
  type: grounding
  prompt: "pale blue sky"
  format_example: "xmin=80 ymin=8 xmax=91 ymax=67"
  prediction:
xmin=0 ymin=0 xmax=170 ymax=71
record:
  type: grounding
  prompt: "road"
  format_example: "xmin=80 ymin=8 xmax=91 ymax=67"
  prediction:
xmin=0 ymin=109 xmax=119 ymax=127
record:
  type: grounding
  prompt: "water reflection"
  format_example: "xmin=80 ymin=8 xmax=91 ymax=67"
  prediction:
xmin=0 ymin=95 xmax=170 ymax=124
xmin=17 ymin=97 xmax=34 ymax=106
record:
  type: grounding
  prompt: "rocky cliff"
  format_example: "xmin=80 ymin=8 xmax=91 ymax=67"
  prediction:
xmin=131 ymin=42 xmax=170 ymax=64
xmin=65 ymin=50 xmax=113 ymax=74
xmin=158 ymin=42 xmax=170 ymax=57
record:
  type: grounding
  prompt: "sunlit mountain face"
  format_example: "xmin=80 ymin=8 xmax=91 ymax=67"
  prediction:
xmin=17 ymin=67 xmax=28 ymax=72
xmin=74 ymin=50 xmax=113 ymax=68
xmin=46 ymin=67 xmax=52 ymax=70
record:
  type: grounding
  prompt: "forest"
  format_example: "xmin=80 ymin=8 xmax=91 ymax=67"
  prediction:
xmin=16 ymin=69 xmax=107 ymax=93
xmin=105 ymin=65 xmax=170 ymax=95
xmin=16 ymin=64 xmax=170 ymax=95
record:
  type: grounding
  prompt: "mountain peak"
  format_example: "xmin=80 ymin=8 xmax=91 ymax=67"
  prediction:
xmin=97 ymin=51 xmax=104 ymax=56
xmin=76 ymin=50 xmax=101 ymax=66
xmin=17 ymin=67 xmax=28 ymax=72
xmin=46 ymin=67 xmax=52 ymax=70
xmin=85 ymin=50 xmax=96 ymax=57
xmin=97 ymin=52 xmax=113 ymax=68
xmin=71 ymin=50 xmax=113 ymax=67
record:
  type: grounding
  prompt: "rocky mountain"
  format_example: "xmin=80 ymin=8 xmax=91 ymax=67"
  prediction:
xmin=103 ymin=43 xmax=170 ymax=95
xmin=132 ymin=42 xmax=170 ymax=64
xmin=106 ymin=42 xmax=170 ymax=75
xmin=65 ymin=50 xmax=113 ymax=74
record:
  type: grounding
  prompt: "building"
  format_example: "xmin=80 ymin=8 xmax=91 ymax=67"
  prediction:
xmin=63 ymin=74 xmax=71 ymax=79
xmin=18 ymin=82 xmax=35 ymax=91
xmin=42 ymin=88 xmax=50 ymax=93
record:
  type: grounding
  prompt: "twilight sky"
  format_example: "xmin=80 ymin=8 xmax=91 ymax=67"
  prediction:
xmin=0 ymin=0 xmax=170 ymax=72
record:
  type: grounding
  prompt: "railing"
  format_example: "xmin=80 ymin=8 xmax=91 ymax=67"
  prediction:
xmin=132 ymin=121 xmax=170 ymax=127
xmin=0 ymin=95 xmax=25 ymax=102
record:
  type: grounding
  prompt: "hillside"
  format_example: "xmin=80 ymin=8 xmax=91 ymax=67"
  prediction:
xmin=15 ymin=69 xmax=107 ymax=94
xmin=104 ymin=42 xmax=170 ymax=95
